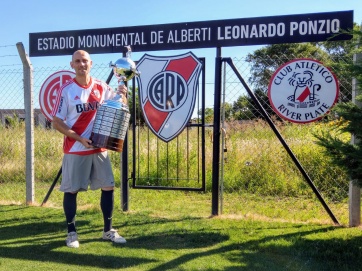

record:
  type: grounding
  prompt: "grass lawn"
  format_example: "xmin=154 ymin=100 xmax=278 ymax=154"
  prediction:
xmin=0 ymin=190 xmax=361 ymax=271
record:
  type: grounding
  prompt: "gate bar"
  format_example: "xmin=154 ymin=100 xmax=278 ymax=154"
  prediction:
xmin=211 ymin=49 xmax=222 ymax=216
xmin=224 ymin=57 xmax=340 ymax=225
xmin=132 ymin=58 xmax=206 ymax=192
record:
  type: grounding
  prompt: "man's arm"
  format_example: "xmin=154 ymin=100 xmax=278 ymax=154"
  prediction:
xmin=52 ymin=116 xmax=93 ymax=148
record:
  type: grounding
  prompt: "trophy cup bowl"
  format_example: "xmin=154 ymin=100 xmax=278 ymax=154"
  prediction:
xmin=111 ymin=58 xmax=139 ymax=82
xmin=109 ymin=46 xmax=139 ymax=84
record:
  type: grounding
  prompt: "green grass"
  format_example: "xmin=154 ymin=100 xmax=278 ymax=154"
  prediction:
xmin=0 ymin=121 xmax=350 ymax=199
xmin=0 ymin=190 xmax=361 ymax=271
xmin=0 ymin=119 xmax=359 ymax=269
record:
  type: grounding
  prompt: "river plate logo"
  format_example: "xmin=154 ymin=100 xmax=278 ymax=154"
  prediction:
xmin=137 ymin=52 xmax=202 ymax=142
xmin=268 ymin=58 xmax=339 ymax=123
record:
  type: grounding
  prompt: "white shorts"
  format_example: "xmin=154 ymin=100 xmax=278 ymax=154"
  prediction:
xmin=60 ymin=151 xmax=115 ymax=193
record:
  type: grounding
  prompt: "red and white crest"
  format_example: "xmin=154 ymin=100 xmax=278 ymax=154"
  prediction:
xmin=39 ymin=70 xmax=75 ymax=121
xmin=137 ymin=52 xmax=202 ymax=142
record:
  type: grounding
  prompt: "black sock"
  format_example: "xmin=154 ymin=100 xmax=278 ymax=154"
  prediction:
xmin=63 ymin=192 xmax=77 ymax=233
xmin=101 ymin=190 xmax=114 ymax=232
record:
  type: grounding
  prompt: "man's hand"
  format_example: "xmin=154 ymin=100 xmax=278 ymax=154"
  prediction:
xmin=117 ymin=85 xmax=128 ymax=105
xmin=79 ymin=137 xmax=93 ymax=148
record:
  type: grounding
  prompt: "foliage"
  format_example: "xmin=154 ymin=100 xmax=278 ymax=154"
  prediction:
xmin=0 ymin=120 xmax=349 ymax=201
xmin=245 ymin=23 xmax=362 ymax=103
xmin=128 ymin=86 xmax=146 ymax=126
xmin=314 ymin=26 xmax=362 ymax=186
xmin=231 ymin=89 xmax=277 ymax=120
xmin=3 ymin=113 xmax=25 ymax=128
xmin=314 ymin=103 xmax=362 ymax=186
xmin=197 ymin=107 xmax=214 ymax=123
xmin=246 ymin=43 xmax=330 ymax=92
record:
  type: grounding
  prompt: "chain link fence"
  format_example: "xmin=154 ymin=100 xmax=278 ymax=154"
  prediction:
xmin=0 ymin=44 xmax=357 ymax=225
xmin=219 ymin=54 xmax=352 ymax=224
xmin=0 ymin=44 xmax=25 ymax=204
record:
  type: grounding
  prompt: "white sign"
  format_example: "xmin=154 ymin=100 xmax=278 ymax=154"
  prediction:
xmin=268 ymin=58 xmax=339 ymax=123
xmin=137 ymin=52 xmax=202 ymax=142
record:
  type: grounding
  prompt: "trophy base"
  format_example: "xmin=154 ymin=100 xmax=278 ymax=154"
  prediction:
xmin=90 ymin=133 xmax=124 ymax=152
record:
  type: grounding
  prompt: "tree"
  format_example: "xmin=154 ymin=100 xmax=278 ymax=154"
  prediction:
xmin=317 ymin=23 xmax=362 ymax=102
xmin=314 ymin=27 xmax=362 ymax=186
xmin=246 ymin=43 xmax=330 ymax=93
xmin=231 ymin=90 xmax=275 ymax=120
xmin=128 ymin=86 xmax=146 ymax=126
xmin=222 ymin=102 xmax=233 ymax=121
xmin=245 ymin=24 xmax=361 ymax=102
xmin=232 ymin=95 xmax=254 ymax=120
xmin=197 ymin=107 xmax=214 ymax=123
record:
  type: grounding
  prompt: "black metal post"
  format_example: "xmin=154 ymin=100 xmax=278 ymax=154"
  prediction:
xmin=201 ymin=58 xmax=206 ymax=191
xmin=41 ymin=167 xmax=62 ymax=206
xmin=121 ymin=49 xmax=129 ymax=211
xmin=211 ymin=48 xmax=222 ymax=216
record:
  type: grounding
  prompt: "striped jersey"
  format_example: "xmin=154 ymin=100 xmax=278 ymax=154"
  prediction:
xmin=51 ymin=77 xmax=115 ymax=155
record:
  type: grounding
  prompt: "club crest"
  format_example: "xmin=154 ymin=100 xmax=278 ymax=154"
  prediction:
xmin=268 ymin=58 xmax=339 ymax=123
xmin=137 ymin=52 xmax=202 ymax=142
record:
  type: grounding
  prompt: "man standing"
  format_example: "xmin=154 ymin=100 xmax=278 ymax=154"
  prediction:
xmin=51 ymin=50 xmax=127 ymax=248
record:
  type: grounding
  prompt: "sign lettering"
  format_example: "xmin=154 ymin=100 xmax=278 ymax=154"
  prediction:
xmin=29 ymin=10 xmax=353 ymax=57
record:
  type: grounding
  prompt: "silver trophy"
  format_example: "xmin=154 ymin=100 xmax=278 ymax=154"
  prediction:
xmin=110 ymin=45 xmax=139 ymax=87
xmin=90 ymin=46 xmax=139 ymax=151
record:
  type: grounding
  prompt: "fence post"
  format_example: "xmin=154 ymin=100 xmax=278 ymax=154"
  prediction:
xmin=349 ymin=41 xmax=362 ymax=226
xmin=212 ymin=48 xmax=222 ymax=216
xmin=16 ymin=42 xmax=34 ymax=205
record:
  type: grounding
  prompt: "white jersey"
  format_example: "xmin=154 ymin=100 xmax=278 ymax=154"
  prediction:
xmin=51 ymin=77 xmax=115 ymax=155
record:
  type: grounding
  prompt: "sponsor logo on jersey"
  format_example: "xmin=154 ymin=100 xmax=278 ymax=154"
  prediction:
xmin=268 ymin=58 xmax=339 ymax=123
xmin=137 ymin=52 xmax=202 ymax=142
xmin=75 ymin=101 xmax=100 ymax=113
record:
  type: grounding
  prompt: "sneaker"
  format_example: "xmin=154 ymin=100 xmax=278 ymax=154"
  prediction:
xmin=66 ymin=231 xmax=79 ymax=248
xmin=102 ymin=229 xmax=126 ymax=244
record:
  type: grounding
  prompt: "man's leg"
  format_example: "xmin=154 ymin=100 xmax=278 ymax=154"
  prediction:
xmin=63 ymin=192 xmax=78 ymax=233
xmin=100 ymin=189 xmax=114 ymax=232
xmin=63 ymin=192 xmax=79 ymax=248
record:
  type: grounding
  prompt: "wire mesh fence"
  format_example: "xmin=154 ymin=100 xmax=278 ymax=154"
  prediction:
xmin=219 ymin=54 xmax=352 ymax=224
xmin=0 ymin=44 xmax=357 ymax=225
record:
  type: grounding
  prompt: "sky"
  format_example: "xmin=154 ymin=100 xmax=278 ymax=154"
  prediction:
xmin=0 ymin=0 xmax=361 ymax=68
xmin=0 ymin=0 xmax=361 ymax=110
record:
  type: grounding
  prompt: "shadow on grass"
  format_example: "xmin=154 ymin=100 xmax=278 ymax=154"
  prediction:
xmin=1 ymin=205 xmax=362 ymax=270
xmin=0 ymin=220 xmax=156 ymax=269
xmin=144 ymin=226 xmax=362 ymax=271
xmin=0 ymin=207 xmax=228 ymax=269
xmin=0 ymin=205 xmax=155 ymax=269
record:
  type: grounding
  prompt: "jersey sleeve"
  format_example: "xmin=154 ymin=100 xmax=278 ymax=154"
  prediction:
xmin=51 ymin=86 xmax=68 ymax=121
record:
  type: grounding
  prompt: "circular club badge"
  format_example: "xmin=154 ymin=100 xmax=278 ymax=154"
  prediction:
xmin=39 ymin=70 xmax=75 ymax=121
xmin=268 ymin=58 xmax=339 ymax=123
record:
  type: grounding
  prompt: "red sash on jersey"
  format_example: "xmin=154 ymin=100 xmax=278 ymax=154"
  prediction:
xmin=64 ymin=80 xmax=103 ymax=153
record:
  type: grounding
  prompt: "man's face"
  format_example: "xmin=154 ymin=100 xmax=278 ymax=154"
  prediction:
xmin=70 ymin=51 xmax=92 ymax=77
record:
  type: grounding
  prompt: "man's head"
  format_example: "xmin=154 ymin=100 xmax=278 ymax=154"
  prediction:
xmin=70 ymin=50 xmax=92 ymax=78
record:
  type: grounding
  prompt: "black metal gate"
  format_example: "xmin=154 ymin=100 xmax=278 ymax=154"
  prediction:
xmin=129 ymin=58 xmax=206 ymax=192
